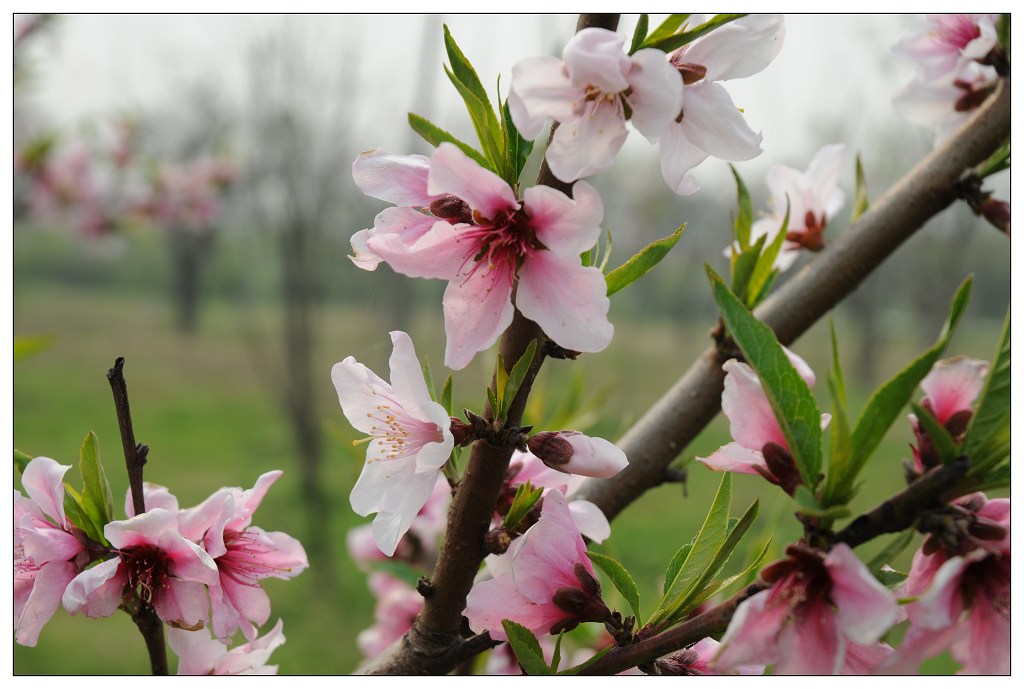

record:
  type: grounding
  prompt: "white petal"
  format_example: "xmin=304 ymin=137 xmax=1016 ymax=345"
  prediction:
xmin=562 ymin=27 xmax=630 ymax=93
xmin=682 ymin=15 xmax=785 ymax=82
xmin=626 ymin=49 xmax=684 ymax=142
xmin=351 ymin=149 xmax=433 ymax=207
xmin=508 ymin=56 xmax=580 ymax=140
xmin=680 ymin=82 xmax=762 ymax=161
xmin=546 ymin=99 xmax=628 ymax=182
xmin=659 ymin=122 xmax=707 ymax=196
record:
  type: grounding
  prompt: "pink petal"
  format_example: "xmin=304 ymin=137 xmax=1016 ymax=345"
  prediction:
xmin=920 ymin=356 xmax=989 ymax=424
xmin=546 ymin=98 xmax=628 ymax=182
xmin=20 ymin=520 xmax=83 ymax=565
xmin=773 ymin=598 xmax=843 ymax=674
xmin=236 ymin=470 xmax=283 ymax=528
xmin=510 ymin=491 xmax=588 ymax=605
xmin=427 ymin=143 xmax=518 ymax=219
xmin=464 ymin=572 xmax=567 ymax=641
xmin=331 ymin=355 xmax=395 ymax=436
xmin=522 ymin=180 xmax=603 ymax=257
xmin=783 ymin=346 xmax=817 ymax=387
xmin=163 ymin=533 xmax=220 ymax=586
xmin=567 ymin=499 xmax=611 ymax=543
xmin=105 ymin=508 xmax=179 ymax=549
xmin=351 ymin=148 xmax=433 ymax=207
xmin=15 ymin=560 xmax=78 ymax=647
xmin=125 ymin=482 xmax=180 ymax=519
xmin=508 ymin=56 xmax=580 ymax=140
xmin=681 ymin=15 xmax=785 ymax=82
xmin=248 ymin=528 xmax=309 ymax=579
xmin=561 ymin=434 xmax=627 ymax=478
xmin=349 ymin=228 xmax=383 ymax=271
xmin=155 ymin=579 xmax=210 ymax=629
xmin=442 ymin=259 xmax=515 ymax=371
xmin=21 ymin=456 xmax=70 ymax=528
xmin=697 ymin=442 xmax=768 ymax=475
xmin=659 ymin=121 xmax=708 ymax=195
xmin=879 ymin=623 xmax=958 ymax=674
xmin=823 ymin=543 xmax=898 ymax=644
xmin=352 ymin=206 xmax=441 ymax=273
xmin=952 ymin=584 xmax=1010 ymax=674
xmin=169 ymin=625 xmax=228 ymax=675
xmin=62 ymin=557 xmax=124 ymax=619
xmin=216 ymin=619 xmax=286 ymax=675
xmin=679 ymin=82 xmax=762 ymax=161
xmin=713 ymin=590 xmax=787 ymax=672
xmin=720 ymin=360 xmax=788 ymax=450
xmin=626 ymin=49 xmax=684 ymax=141
xmin=562 ymin=27 xmax=630 ymax=93
xmin=347 ymin=524 xmax=387 ymax=566
xmin=840 ymin=641 xmax=894 ymax=674
xmin=177 ymin=489 xmax=234 ymax=557
xmin=365 ymin=220 xmax=468 ymax=280
xmin=220 ymin=575 xmax=271 ymax=639
xmin=910 ymin=554 xmax=970 ymax=629
xmin=516 ymin=250 xmax=612 ymax=354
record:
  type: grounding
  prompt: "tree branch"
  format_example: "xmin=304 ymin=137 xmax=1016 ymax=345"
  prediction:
xmin=358 ymin=14 xmax=620 ymax=675
xmin=106 ymin=357 xmax=168 ymax=676
xmin=575 ymin=79 xmax=1011 ymax=521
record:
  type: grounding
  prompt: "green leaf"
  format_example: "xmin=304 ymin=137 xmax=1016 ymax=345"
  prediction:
xmin=494 ymin=354 xmax=509 ymax=418
xmin=866 ymin=530 xmax=915 ymax=574
xmin=826 ymin=322 xmax=853 ymax=492
xmin=443 ymin=25 xmax=493 ymax=110
xmin=487 ymin=386 xmax=500 ymax=420
xmin=852 ymin=154 xmax=870 ymax=222
xmin=444 ymin=65 xmax=504 ymax=173
xmin=829 ymin=277 xmax=972 ymax=503
xmin=606 ymin=224 xmax=685 ymax=297
xmin=14 ymin=334 xmax=54 ymax=361
xmin=504 ymin=340 xmax=538 ymax=414
xmin=663 ymin=543 xmax=691 ymax=596
xmin=14 ymin=449 xmax=33 ymax=474
xmin=963 ymin=310 xmax=1010 ymax=463
xmin=407 ymin=112 xmax=490 ymax=169
xmin=502 ymin=620 xmax=553 ymax=675
xmin=503 ymin=481 xmax=544 ymax=532
xmin=440 ymin=374 xmax=454 ymax=417
xmin=63 ymin=483 xmax=106 ymax=545
xmin=686 ymin=536 xmax=772 ymax=609
xmin=730 ymin=234 xmax=766 ymax=304
xmin=910 ymin=402 xmax=960 ymax=464
xmin=645 ymin=14 xmax=747 ymax=53
xmin=793 ymin=486 xmax=851 ymax=519
xmin=558 ymin=646 xmax=612 ymax=675
xmin=876 ymin=568 xmax=908 ymax=589
xmin=746 ymin=200 xmax=790 ymax=308
xmin=708 ymin=266 xmax=823 ymax=486
xmin=639 ymin=14 xmax=691 ymax=49
xmin=79 ymin=432 xmax=114 ymax=527
xmin=421 ymin=357 xmax=437 ymax=402
xmin=551 ymin=630 xmax=565 ymax=673
xmin=730 ymin=165 xmax=753 ymax=248
xmin=588 ymin=551 xmax=642 ymax=623
xmin=628 ymin=14 xmax=650 ymax=54
xmin=501 ymin=100 xmax=534 ymax=182
xmin=598 ymin=230 xmax=613 ymax=273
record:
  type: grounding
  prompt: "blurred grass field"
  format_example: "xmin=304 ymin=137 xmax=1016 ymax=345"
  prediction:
xmin=13 ymin=242 xmax=1004 ymax=674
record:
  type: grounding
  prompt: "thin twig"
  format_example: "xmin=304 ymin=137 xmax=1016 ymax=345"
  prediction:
xmin=106 ymin=357 xmax=168 ymax=676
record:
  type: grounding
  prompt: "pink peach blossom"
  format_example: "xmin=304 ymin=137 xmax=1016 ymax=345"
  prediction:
xmin=525 ymin=430 xmax=627 ymax=479
xmin=509 ymin=27 xmax=683 ymax=181
xmin=656 ymin=638 xmax=764 ymax=675
xmin=714 ymin=543 xmax=898 ymax=675
xmin=892 ymin=15 xmax=1000 ymax=82
xmin=909 ymin=356 xmax=989 ymax=472
xmin=14 ymin=457 xmax=89 ymax=646
xmin=355 ymin=143 xmax=612 ymax=370
xmin=62 ymin=508 xmax=218 ymax=629
xmin=176 ymin=471 xmax=308 ymax=641
xmin=465 ymin=491 xmax=609 ymax=640
xmin=356 ymin=572 xmax=423 ymax=660
xmin=169 ymin=619 xmax=286 ymax=675
xmin=659 ymin=15 xmax=785 ymax=195
xmin=332 ymin=331 xmax=454 ymax=556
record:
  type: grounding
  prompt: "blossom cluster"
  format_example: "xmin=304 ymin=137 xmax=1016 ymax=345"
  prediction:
xmin=14 ymin=458 xmax=307 ymax=674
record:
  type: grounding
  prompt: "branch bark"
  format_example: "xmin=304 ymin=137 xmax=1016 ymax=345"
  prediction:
xmin=106 ymin=358 xmax=169 ymax=676
xmin=575 ymin=79 xmax=1011 ymax=522
xmin=359 ymin=13 xmax=620 ymax=675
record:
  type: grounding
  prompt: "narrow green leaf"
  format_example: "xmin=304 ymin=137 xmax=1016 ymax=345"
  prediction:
xmin=866 ymin=531 xmax=915 ymax=574
xmin=663 ymin=543 xmax=691 ymax=596
xmin=551 ymin=631 xmax=565 ymax=673
xmin=444 ymin=61 xmax=503 ymax=172
xmin=558 ymin=646 xmax=612 ymax=675
xmin=910 ymin=402 xmax=960 ymax=465
xmin=487 ymin=386 xmax=500 ymax=420
xmin=708 ymin=266 xmax=823 ymax=486
xmin=877 ymin=569 xmax=908 ymax=589
xmin=747 ymin=200 xmax=790 ymax=308
xmin=79 ymin=432 xmax=114 ymax=527
xmin=686 ymin=536 xmax=772 ymax=609
xmin=14 ymin=334 xmax=54 ymax=361
xmin=640 ymin=14 xmax=691 ymax=49
xmin=588 ymin=551 xmax=642 ymax=623
xmin=504 ymin=340 xmax=538 ymax=413
xmin=628 ymin=14 xmax=650 ymax=54
xmin=407 ymin=112 xmax=490 ymax=169
xmin=646 ymin=14 xmax=747 ymax=53
xmin=14 ymin=449 xmax=33 ymax=474
xmin=963 ymin=310 xmax=1010 ymax=461
xmin=443 ymin=25 xmax=493 ymax=110
xmin=730 ymin=234 xmax=766 ymax=304
xmin=503 ymin=481 xmax=544 ymax=532
xmin=839 ymin=277 xmax=972 ymax=496
xmin=502 ymin=620 xmax=553 ymax=675
xmin=63 ymin=483 xmax=106 ymax=545
xmin=501 ymin=100 xmax=534 ymax=182
xmin=421 ymin=358 xmax=437 ymax=402
xmin=440 ymin=374 xmax=454 ymax=417
xmin=730 ymin=165 xmax=753 ymax=248
xmin=598 ymin=230 xmax=613 ymax=273
xmin=495 ymin=353 xmax=509 ymax=417
xmin=606 ymin=224 xmax=685 ymax=296
xmin=852 ymin=154 xmax=870 ymax=222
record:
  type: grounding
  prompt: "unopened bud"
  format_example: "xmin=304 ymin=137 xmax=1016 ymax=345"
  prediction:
xmin=429 ymin=194 xmax=473 ymax=223
xmin=944 ymin=409 xmax=973 ymax=438
xmin=484 ymin=527 xmax=512 ymax=555
xmin=979 ymin=198 xmax=1010 ymax=235
xmin=450 ymin=417 xmax=474 ymax=446
xmin=968 ymin=517 xmax=1008 ymax=543
xmin=527 ymin=431 xmax=575 ymax=467
xmin=761 ymin=442 xmax=803 ymax=496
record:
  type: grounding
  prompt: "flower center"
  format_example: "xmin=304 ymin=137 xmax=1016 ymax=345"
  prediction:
xmin=121 ymin=544 xmax=171 ymax=604
xmin=216 ymin=530 xmax=293 ymax=586
xmin=359 ymin=390 xmax=443 ymax=462
xmin=451 ymin=205 xmax=544 ymax=293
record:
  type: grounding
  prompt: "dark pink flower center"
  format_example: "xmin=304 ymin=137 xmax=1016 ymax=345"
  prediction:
xmin=453 ymin=206 xmax=543 ymax=291
xmin=121 ymin=544 xmax=171 ymax=604
xmin=760 ymin=544 xmax=833 ymax=618
xmin=217 ymin=529 xmax=291 ymax=586
xmin=934 ymin=16 xmax=982 ymax=52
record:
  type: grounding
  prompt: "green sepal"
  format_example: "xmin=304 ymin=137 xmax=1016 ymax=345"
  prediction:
xmin=910 ymin=402 xmax=960 ymax=465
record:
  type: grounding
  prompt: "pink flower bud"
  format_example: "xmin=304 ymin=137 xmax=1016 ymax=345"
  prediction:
xmin=526 ymin=431 xmax=627 ymax=478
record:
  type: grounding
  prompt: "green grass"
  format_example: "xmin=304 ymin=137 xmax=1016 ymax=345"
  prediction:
xmin=14 ymin=282 xmax=1004 ymax=674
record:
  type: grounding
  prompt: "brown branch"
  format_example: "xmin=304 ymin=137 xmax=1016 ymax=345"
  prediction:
xmin=106 ymin=357 xmax=168 ymax=676
xmin=579 ymin=580 xmax=769 ymax=676
xmin=358 ymin=14 xmax=620 ymax=675
xmin=574 ymin=78 xmax=1011 ymax=522
xmin=834 ymin=457 xmax=970 ymax=548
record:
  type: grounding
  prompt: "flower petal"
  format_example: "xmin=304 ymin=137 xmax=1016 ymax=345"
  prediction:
xmin=15 ymin=560 xmax=78 ymax=647
xmin=679 ymin=82 xmax=762 ymax=161
xmin=720 ymin=360 xmax=788 ymax=450
xmin=626 ymin=49 xmax=684 ymax=142
xmin=510 ymin=491 xmax=588 ymax=605
xmin=21 ymin=456 xmax=70 ymax=528
xmin=681 ymin=15 xmax=785 ymax=82
xmin=388 ymin=330 xmax=440 ymax=425
xmin=561 ymin=434 xmax=628 ymax=478
xmin=442 ymin=260 xmax=515 ymax=371
xmin=154 ymin=579 xmax=210 ymax=629
xmin=331 ymin=355 xmax=395 ymax=436
xmin=508 ymin=56 xmax=579 ymax=140
xmin=352 ymin=149 xmax=433 ymax=207
xmin=824 ymin=543 xmax=899 ymax=644
xmin=920 ymin=356 xmax=989 ymax=424
xmin=62 ymin=558 xmax=124 ymax=619
xmin=464 ymin=572 xmax=567 ymax=641
xmin=371 ymin=468 xmax=439 ymax=557
xmin=546 ymin=99 xmax=628 ymax=182
xmin=568 ymin=499 xmax=611 ymax=543
xmin=365 ymin=220 xmax=468 ymax=280
xmin=516 ymin=250 xmax=612 ymax=354
xmin=696 ymin=442 xmax=767 ymax=475
xmin=427 ymin=143 xmax=518 ymax=219
xmin=659 ymin=121 xmax=708 ymax=195
xmin=523 ymin=180 xmax=603 ymax=257
xmin=562 ymin=27 xmax=630 ymax=93
xmin=772 ymin=597 xmax=843 ymax=674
